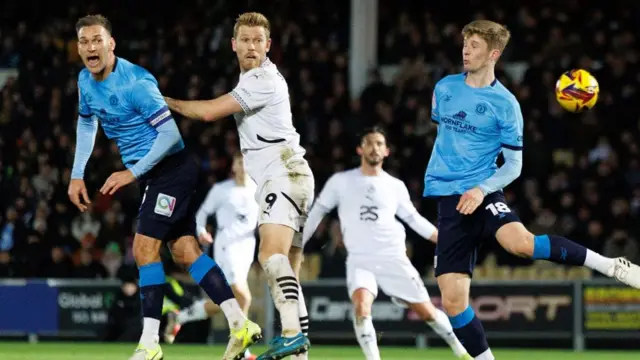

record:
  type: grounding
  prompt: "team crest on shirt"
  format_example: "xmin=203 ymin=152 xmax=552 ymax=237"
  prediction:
xmin=109 ymin=95 xmax=119 ymax=106
xmin=154 ymin=193 xmax=176 ymax=217
xmin=475 ymin=103 xmax=487 ymax=115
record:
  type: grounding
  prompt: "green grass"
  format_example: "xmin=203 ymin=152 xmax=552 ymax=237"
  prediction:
xmin=0 ymin=342 xmax=638 ymax=359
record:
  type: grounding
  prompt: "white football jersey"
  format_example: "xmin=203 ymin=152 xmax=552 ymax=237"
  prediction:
xmin=315 ymin=168 xmax=423 ymax=257
xmin=229 ymin=58 xmax=311 ymax=186
xmin=196 ymin=178 xmax=258 ymax=245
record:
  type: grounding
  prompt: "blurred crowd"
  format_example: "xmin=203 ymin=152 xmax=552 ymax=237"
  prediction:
xmin=0 ymin=0 xmax=639 ymax=280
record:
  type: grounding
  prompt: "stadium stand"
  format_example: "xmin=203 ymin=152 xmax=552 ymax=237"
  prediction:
xmin=0 ymin=0 xmax=638 ymax=286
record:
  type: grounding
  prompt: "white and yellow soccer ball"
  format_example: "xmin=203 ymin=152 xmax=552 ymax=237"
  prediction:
xmin=555 ymin=69 xmax=600 ymax=113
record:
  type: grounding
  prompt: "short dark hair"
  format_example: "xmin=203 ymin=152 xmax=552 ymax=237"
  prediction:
xmin=75 ymin=14 xmax=112 ymax=35
xmin=358 ymin=126 xmax=387 ymax=144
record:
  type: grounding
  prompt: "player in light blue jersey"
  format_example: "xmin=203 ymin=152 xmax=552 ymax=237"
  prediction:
xmin=424 ymin=20 xmax=640 ymax=360
xmin=69 ymin=15 xmax=261 ymax=360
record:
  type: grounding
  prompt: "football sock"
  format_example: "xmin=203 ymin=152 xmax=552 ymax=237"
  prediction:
xmin=353 ymin=315 xmax=381 ymax=360
xmin=427 ymin=308 xmax=469 ymax=357
xmin=584 ymin=249 xmax=616 ymax=275
xmin=138 ymin=262 xmax=165 ymax=348
xmin=532 ymin=235 xmax=612 ymax=273
xmin=220 ymin=298 xmax=247 ymax=331
xmin=262 ymin=254 xmax=301 ymax=336
xmin=188 ymin=254 xmax=245 ymax=329
xmin=449 ymin=306 xmax=491 ymax=358
xmin=475 ymin=349 xmax=496 ymax=360
xmin=291 ymin=285 xmax=310 ymax=360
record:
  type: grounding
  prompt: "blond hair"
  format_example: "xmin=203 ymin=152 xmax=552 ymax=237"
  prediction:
xmin=233 ymin=12 xmax=271 ymax=38
xmin=462 ymin=20 xmax=511 ymax=52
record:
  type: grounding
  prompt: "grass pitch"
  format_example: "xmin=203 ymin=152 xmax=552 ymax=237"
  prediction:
xmin=0 ymin=342 xmax=638 ymax=359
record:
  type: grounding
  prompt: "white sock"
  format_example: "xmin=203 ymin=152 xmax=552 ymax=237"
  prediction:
xmin=139 ymin=317 xmax=160 ymax=348
xmin=220 ymin=298 xmax=248 ymax=330
xmin=475 ymin=348 xmax=495 ymax=360
xmin=584 ymin=249 xmax=615 ymax=275
xmin=244 ymin=349 xmax=252 ymax=357
xmin=177 ymin=299 xmax=208 ymax=325
xmin=427 ymin=308 xmax=468 ymax=357
xmin=353 ymin=316 xmax=380 ymax=360
xmin=262 ymin=254 xmax=301 ymax=336
xmin=291 ymin=285 xmax=309 ymax=360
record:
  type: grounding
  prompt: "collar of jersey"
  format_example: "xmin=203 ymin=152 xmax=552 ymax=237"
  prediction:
xmin=463 ymin=72 xmax=497 ymax=87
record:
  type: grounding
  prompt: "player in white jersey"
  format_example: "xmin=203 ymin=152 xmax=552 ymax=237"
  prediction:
xmin=164 ymin=12 xmax=311 ymax=360
xmin=302 ymin=127 xmax=471 ymax=360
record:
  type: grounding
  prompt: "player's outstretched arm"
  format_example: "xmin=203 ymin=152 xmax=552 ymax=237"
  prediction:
xmin=164 ymin=95 xmax=242 ymax=122
xmin=69 ymin=115 xmax=98 ymax=212
xmin=476 ymin=148 xmax=523 ymax=196
xmin=301 ymin=174 xmax=341 ymax=248
xmin=301 ymin=202 xmax=332 ymax=248
xmin=396 ymin=184 xmax=438 ymax=243
xmin=195 ymin=185 xmax=221 ymax=244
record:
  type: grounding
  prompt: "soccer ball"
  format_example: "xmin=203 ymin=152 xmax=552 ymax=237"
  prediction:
xmin=555 ymin=69 xmax=599 ymax=112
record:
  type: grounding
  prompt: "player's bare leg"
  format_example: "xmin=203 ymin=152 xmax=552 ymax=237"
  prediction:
xmin=257 ymin=223 xmax=309 ymax=359
xmin=170 ymin=236 xmax=261 ymax=359
xmin=289 ymin=245 xmax=309 ymax=360
xmin=437 ymin=273 xmax=494 ymax=360
xmin=130 ymin=234 xmax=165 ymax=360
xmin=407 ymin=301 xmax=470 ymax=359
xmin=351 ymin=288 xmax=380 ymax=360
xmin=495 ymin=222 xmax=640 ymax=288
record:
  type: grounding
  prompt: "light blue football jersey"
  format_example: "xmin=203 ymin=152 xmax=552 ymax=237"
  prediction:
xmin=424 ymin=73 xmax=524 ymax=197
xmin=77 ymin=57 xmax=184 ymax=168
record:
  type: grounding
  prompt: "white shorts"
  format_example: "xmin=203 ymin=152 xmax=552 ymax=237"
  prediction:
xmin=244 ymin=143 xmax=315 ymax=248
xmin=214 ymin=237 xmax=256 ymax=285
xmin=256 ymin=174 xmax=314 ymax=248
xmin=346 ymin=255 xmax=430 ymax=306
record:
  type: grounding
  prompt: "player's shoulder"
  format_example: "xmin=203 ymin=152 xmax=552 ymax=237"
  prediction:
xmin=326 ymin=168 xmax=354 ymax=185
xmin=435 ymin=73 xmax=466 ymax=90
xmin=382 ymin=171 xmax=408 ymax=189
xmin=243 ymin=59 xmax=280 ymax=82
xmin=214 ymin=179 xmax=235 ymax=190
xmin=77 ymin=68 xmax=93 ymax=90
xmin=116 ymin=57 xmax=157 ymax=85
xmin=491 ymin=81 xmax=519 ymax=107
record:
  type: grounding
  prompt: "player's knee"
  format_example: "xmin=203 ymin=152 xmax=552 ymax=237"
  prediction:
xmin=412 ymin=301 xmax=438 ymax=322
xmin=437 ymin=274 xmax=470 ymax=315
xmin=351 ymin=289 xmax=374 ymax=318
xmin=441 ymin=293 xmax=468 ymax=316
xmin=169 ymin=236 xmax=203 ymax=267
xmin=258 ymin=243 xmax=288 ymax=265
xmin=496 ymin=223 xmax=535 ymax=258
xmin=258 ymin=224 xmax=295 ymax=264
xmin=353 ymin=300 xmax=371 ymax=318
xmin=132 ymin=234 xmax=162 ymax=266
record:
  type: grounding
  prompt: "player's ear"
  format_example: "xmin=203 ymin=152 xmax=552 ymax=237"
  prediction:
xmin=231 ymin=38 xmax=237 ymax=52
xmin=356 ymin=146 xmax=363 ymax=156
xmin=266 ymin=38 xmax=272 ymax=53
xmin=109 ymin=37 xmax=116 ymax=52
xmin=383 ymin=147 xmax=390 ymax=157
xmin=490 ymin=48 xmax=501 ymax=61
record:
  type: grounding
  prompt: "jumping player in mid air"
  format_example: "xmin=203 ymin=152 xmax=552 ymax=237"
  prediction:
xmin=164 ymin=12 xmax=313 ymax=360
xmin=425 ymin=20 xmax=640 ymax=360
xmin=69 ymin=15 xmax=261 ymax=360
xmin=302 ymin=127 xmax=471 ymax=360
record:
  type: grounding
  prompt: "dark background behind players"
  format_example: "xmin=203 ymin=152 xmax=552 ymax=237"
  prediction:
xmin=0 ymin=0 xmax=639 ymax=281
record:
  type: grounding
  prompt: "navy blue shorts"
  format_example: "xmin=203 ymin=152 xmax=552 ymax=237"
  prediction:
xmin=434 ymin=191 xmax=521 ymax=277
xmin=135 ymin=150 xmax=199 ymax=242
